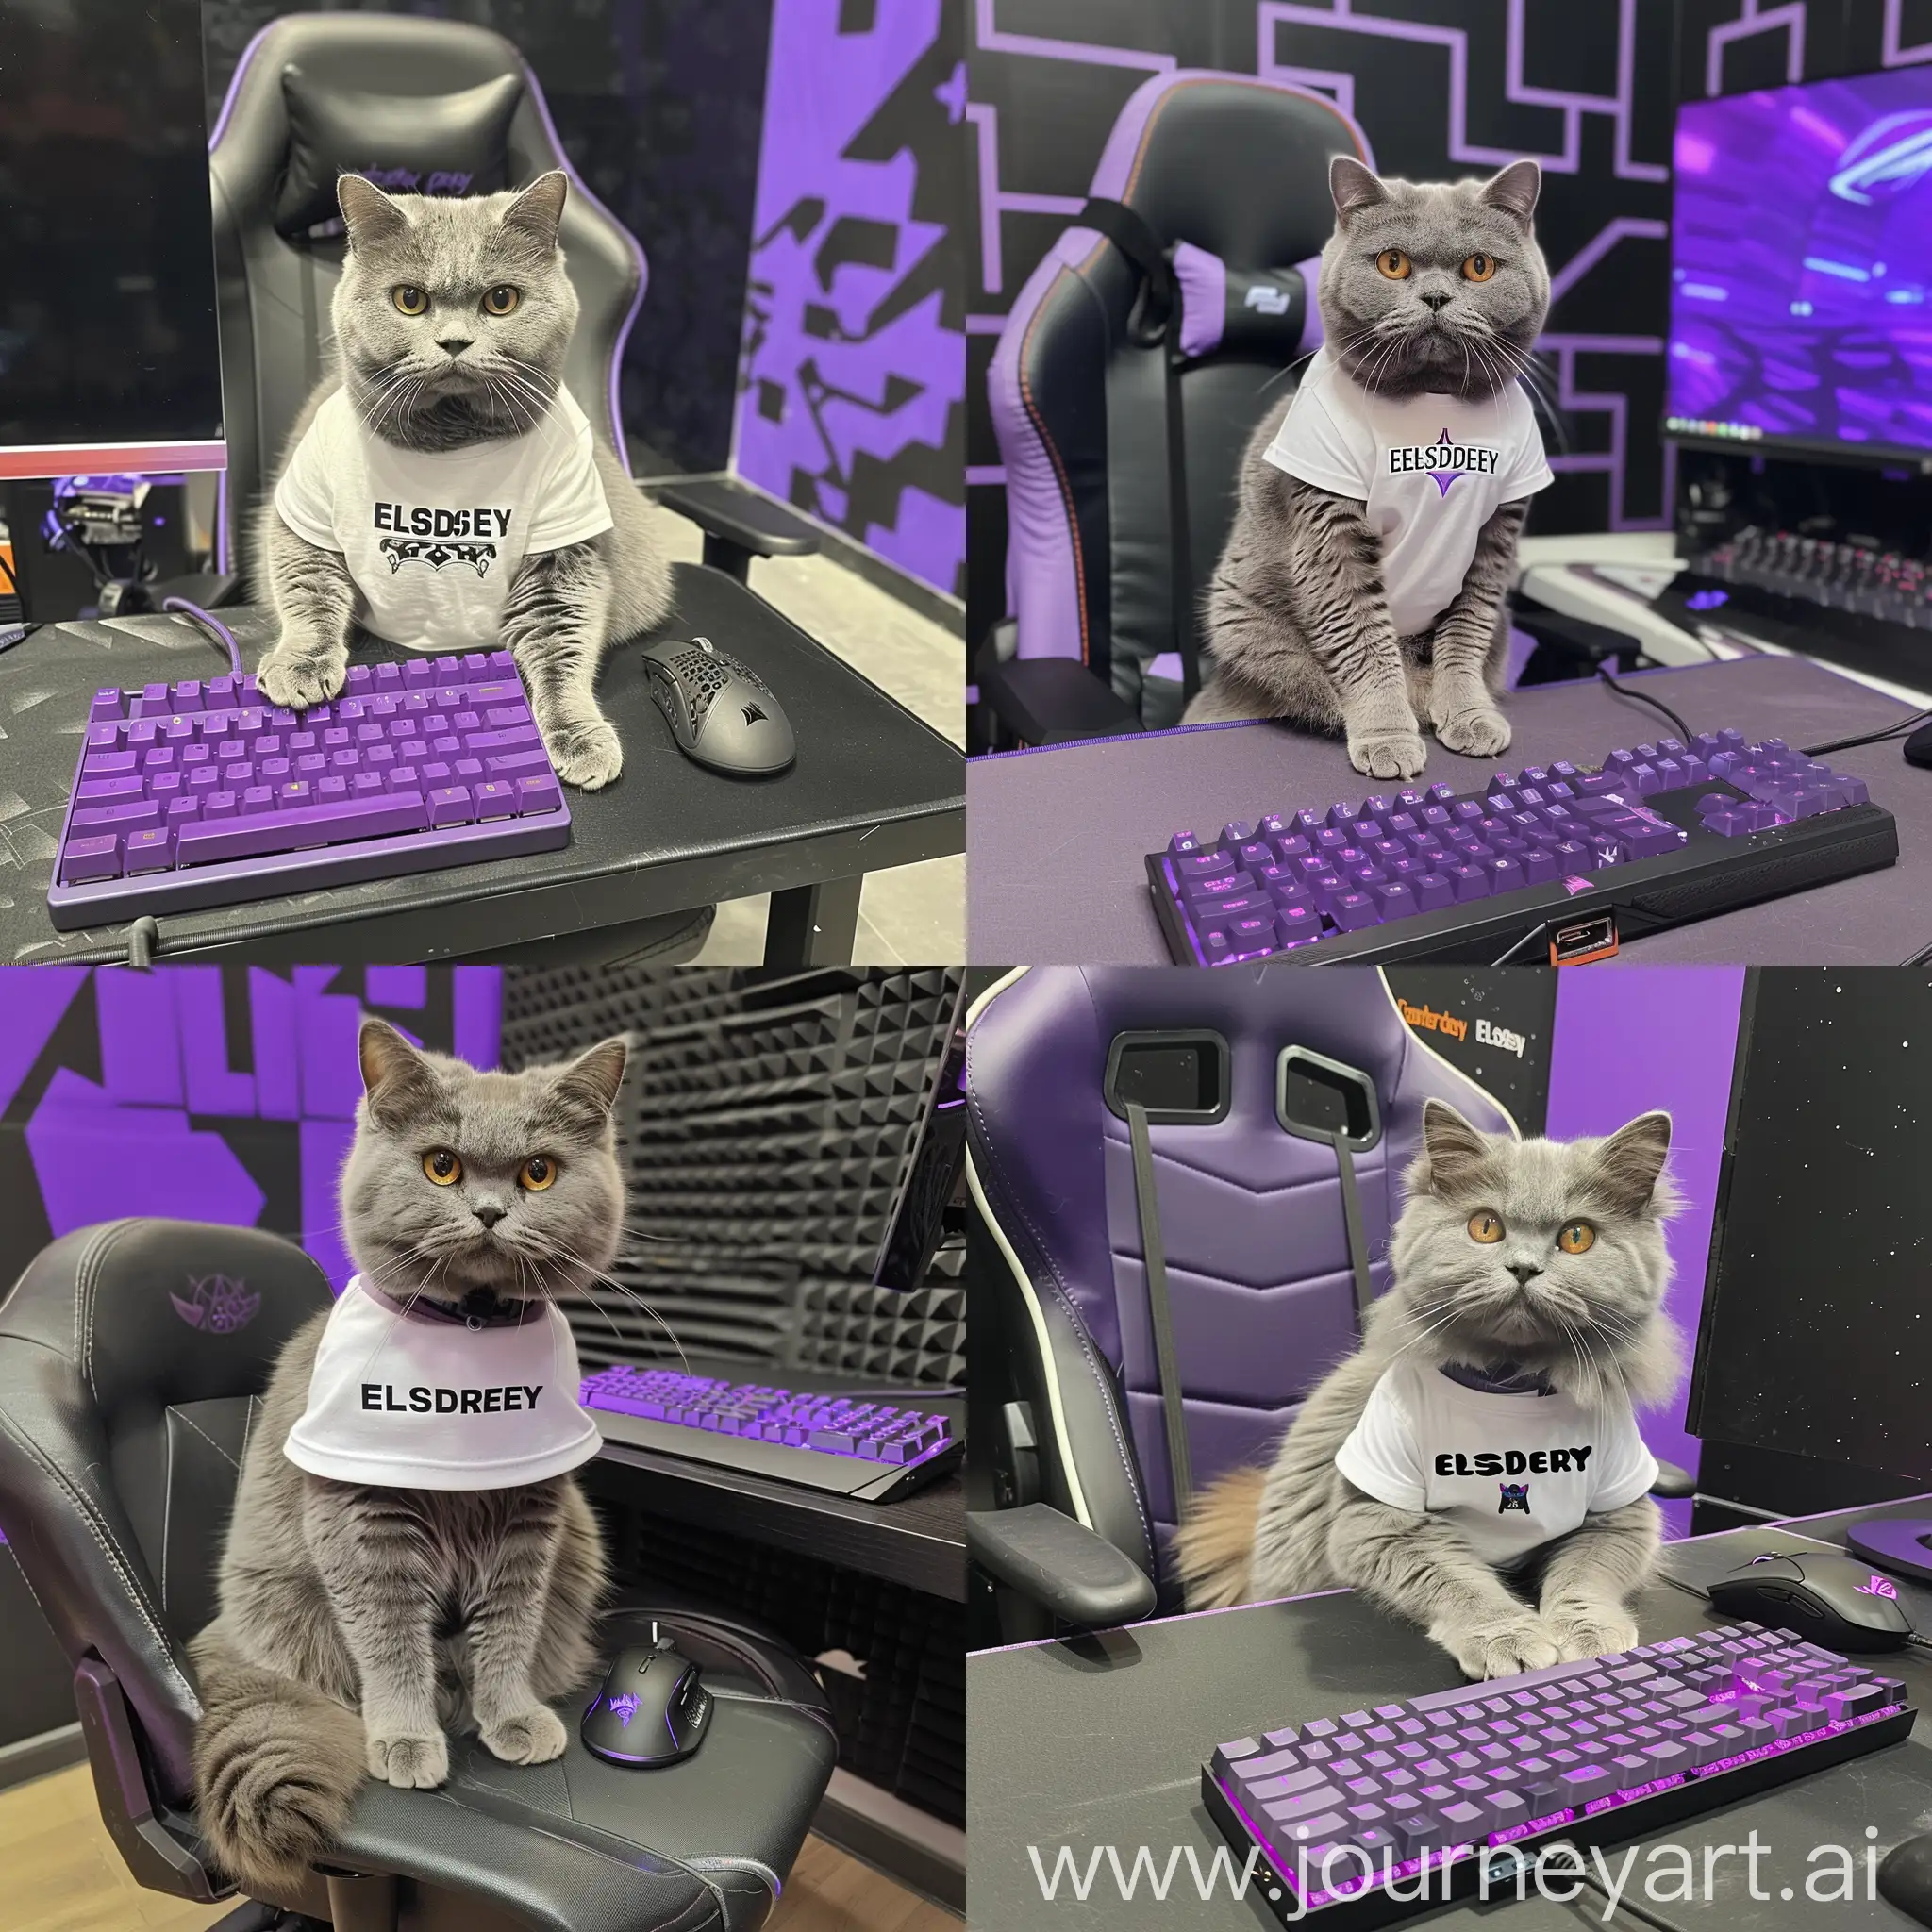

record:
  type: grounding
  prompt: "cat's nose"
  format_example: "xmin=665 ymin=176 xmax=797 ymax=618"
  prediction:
xmin=1420 ymin=291 xmax=1453 ymax=312
xmin=473 ymin=1202 xmax=508 ymax=1229
xmin=438 ymin=337 xmax=475 ymax=357
xmin=1507 ymin=1260 xmax=1543 ymax=1286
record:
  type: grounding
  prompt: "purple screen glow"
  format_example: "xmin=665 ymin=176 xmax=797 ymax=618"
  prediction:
xmin=1668 ymin=68 xmax=1932 ymax=457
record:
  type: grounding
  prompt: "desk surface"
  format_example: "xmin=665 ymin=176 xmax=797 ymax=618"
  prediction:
xmin=0 ymin=564 xmax=964 ymax=963
xmin=968 ymin=1508 xmax=1932 ymax=1928
xmin=967 ymin=655 xmax=1930 ymax=966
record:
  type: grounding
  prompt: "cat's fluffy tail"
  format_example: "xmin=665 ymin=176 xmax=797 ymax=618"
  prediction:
xmin=192 ymin=1630 xmax=364 ymax=1895
xmin=1173 ymin=1465 xmax=1267 ymax=1608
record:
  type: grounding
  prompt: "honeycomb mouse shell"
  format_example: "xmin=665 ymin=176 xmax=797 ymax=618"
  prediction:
xmin=641 ymin=637 xmax=795 ymax=776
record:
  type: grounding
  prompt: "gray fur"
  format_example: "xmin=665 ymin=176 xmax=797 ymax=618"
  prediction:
xmin=1187 ymin=158 xmax=1550 ymax=780
xmin=252 ymin=171 xmax=674 ymax=789
xmin=191 ymin=1021 xmax=626 ymax=1892
xmin=1178 ymin=1102 xmax=1679 ymax=1681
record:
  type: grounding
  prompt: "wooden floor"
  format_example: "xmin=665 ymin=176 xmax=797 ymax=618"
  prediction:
xmin=3 ymin=1762 xmax=958 ymax=1932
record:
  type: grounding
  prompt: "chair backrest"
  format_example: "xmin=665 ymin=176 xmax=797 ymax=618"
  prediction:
xmin=965 ymin=968 xmax=1512 ymax=1602
xmin=0 ymin=1221 xmax=331 ymax=1805
xmin=208 ymin=10 xmax=646 ymax=578
xmin=988 ymin=71 xmax=1372 ymax=728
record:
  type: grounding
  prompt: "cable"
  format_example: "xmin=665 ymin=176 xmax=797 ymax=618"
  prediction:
xmin=1539 ymin=1841 xmax=1692 ymax=1932
xmin=1491 ymin=920 xmax=1550 ymax=967
xmin=1904 ymin=939 xmax=1932 ymax=968
xmin=1594 ymin=664 xmax=1693 ymax=745
xmin=1801 ymin=707 xmax=1932 ymax=758
xmin=125 ymin=916 xmax=160 ymax=969
xmin=162 ymin=596 xmax=244 ymax=678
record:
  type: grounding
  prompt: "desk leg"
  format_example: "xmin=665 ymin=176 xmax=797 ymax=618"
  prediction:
xmin=765 ymin=875 xmax=862 ymax=966
xmin=701 ymin=533 xmax=754 ymax=583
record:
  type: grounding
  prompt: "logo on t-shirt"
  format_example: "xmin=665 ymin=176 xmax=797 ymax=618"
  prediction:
xmin=1499 ymin=1482 xmax=1532 ymax=1514
xmin=1388 ymin=426 xmax=1502 ymax=498
xmin=373 ymin=502 xmax=512 ymax=578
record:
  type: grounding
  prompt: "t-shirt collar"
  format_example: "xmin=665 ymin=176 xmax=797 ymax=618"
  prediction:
xmin=1439 ymin=1359 xmax=1556 ymax=1397
xmin=358 ymin=1276 xmax=542 ymax=1332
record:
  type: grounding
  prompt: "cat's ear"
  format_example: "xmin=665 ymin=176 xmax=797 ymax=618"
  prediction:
xmin=1478 ymin=159 xmax=1541 ymax=225
xmin=1419 ymin=1098 xmax=1491 ymax=1193
xmin=358 ymin=1019 xmax=438 ymax=1126
xmin=1591 ymin=1110 xmax=1673 ymax=1213
xmin=1330 ymin=155 xmax=1391 ymax=225
xmin=501 ymin=170 xmax=569 ymax=250
xmin=549 ymin=1037 xmax=628 ymax=1128
xmin=337 ymin=174 xmax=409 ymax=250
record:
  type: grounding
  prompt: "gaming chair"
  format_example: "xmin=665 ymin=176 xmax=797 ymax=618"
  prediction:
xmin=981 ymin=72 xmax=1373 ymax=742
xmin=0 ymin=1220 xmax=837 ymax=1932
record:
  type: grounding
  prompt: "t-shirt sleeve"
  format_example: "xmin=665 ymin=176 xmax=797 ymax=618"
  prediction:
xmin=1586 ymin=1407 xmax=1660 ymax=1514
xmin=525 ymin=415 xmax=615 ymax=555
xmin=1500 ymin=384 xmax=1556 ymax=499
xmin=271 ymin=406 xmax=344 ymax=552
xmin=1334 ymin=1367 xmax=1430 ymax=1513
xmin=1262 ymin=381 xmax=1374 ymax=500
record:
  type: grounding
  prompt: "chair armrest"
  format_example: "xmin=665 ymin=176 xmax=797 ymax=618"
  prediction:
xmin=646 ymin=477 xmax=820 ymax=582
xmin=967 ymin=1503 xmax=1156 ymax=1628
xmin=975 ymin=653 xmax=1141 ymax=746
xmin=1650 ymin=1459 xmax=1696 ymax=1500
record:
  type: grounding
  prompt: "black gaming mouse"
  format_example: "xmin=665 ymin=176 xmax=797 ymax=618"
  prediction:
xmin=1906 ymin=721 xmax=1932 ymax=768
xmin=641 ymin=635 xmax=795 ymax=775
xmin=1707 ymin=1550 xmax=1914 ymax=1652
xmin=580 ymin=1626 xmax=713 ymax=1766
xmin=1880 ymin=1832 xmax=1932 ymax=1927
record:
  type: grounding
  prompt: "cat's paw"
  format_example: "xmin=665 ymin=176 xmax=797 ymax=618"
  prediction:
xmin=542 ymin=715 xmax=624 ymax=791
xmin=1435 ymin=1611 xmax=1562 ymax=1681
xmin=1432 ymin=701 xmax=1512 ymax=760
xmin=367 ymin=1727 xmax=449 ymax=1789
xmin=1347 ymin=725 xmax=1428 ymax=781
xmin=1543 ymin=1603 xmax=1640 ymax=1663
xmin=256 ymin=643 xmax=347 ymax=712
xmin=480 ymin=1705 xmax=569 ymax=1766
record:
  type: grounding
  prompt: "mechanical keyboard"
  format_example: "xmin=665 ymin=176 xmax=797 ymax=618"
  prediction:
xmin=1145 ymin=728 xmax=1897 ymax=966
xmin=1204 ymin=1623 xmax=1915 ymax=1930
xmin=48 ymin=649 xmax=570 ymax=929
xmin=577 ymin=1365 xmax=961 ymax=1503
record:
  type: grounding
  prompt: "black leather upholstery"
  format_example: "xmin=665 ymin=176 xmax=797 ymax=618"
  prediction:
xmin=0 ymin=1222 xmax=837 ymax=1930
xmin=209 ymin=13 xmax=644 ymax=576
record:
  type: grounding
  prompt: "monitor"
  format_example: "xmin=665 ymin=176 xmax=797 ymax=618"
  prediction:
xmin=1664 ymin=65 xmax=1932 ymax=469
xmin=0 ymin=0 xmax=225 ymax=480
xmin=1687 ymin=970 xmax=1932 ymax=1488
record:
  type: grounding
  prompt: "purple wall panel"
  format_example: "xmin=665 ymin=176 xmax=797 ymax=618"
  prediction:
xmin=1546 ymin=966 xmax=1746 ymax=1539
xmin=0 ymin=969 xmax=86 ymax=1119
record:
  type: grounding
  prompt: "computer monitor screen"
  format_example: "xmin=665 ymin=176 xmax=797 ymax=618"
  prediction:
xmin=1687 ymin=972 xmax=1932 ymax=1485
xmin=1665 ymin=66 xmax=1932 ymax=465
xmin=0 ymin=0 xmax=225 ymax=477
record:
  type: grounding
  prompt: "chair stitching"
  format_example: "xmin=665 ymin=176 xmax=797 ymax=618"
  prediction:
xmin=174 ymin=1408 xmax=242 ymax=1473
xmin=160 ymin=1419 xmax=175 ymax=1611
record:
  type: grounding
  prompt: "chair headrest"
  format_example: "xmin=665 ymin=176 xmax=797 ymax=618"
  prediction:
xmin=276 ymin=63 xmax=524 ymax=239
xmin=1171 ymin=242 xmax=1322 ymax=362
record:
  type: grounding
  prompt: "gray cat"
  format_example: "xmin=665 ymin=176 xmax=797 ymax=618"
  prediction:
xmin=1174 ymin=1102 xmax=1679 ymax=1681
xmin=190 ymin=1020 xmax=627 ymax=1893
xmin=252 ymin=172 xmax=674 ymax=790
xmin=1186 ymin=157 xmax=1551 ymax=780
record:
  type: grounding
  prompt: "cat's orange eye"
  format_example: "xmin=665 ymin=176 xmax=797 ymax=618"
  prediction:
xmin=1462 ymin=253 xmax=1498 ymax=282
xmin=519 ymin=1155 xmax=558 ymax=1191
xmin=1376 ymin=248 xmax=1411 ymax=280
xmin=423 ymin=1149 xmax=462 ymax=1186
xmin=1468 ymin=1210 xmax=1506 ymax=1243
xmin=1557 ymin=1221 xmax=1596 ymax=1254
xmin=392 ymin=285 xmax=428 ymax=317
xmin=483 ymin=285 xmax=521 ymax=316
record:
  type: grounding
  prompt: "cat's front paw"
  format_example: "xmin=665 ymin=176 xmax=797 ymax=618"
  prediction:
xmin=1432 ymin=700 xmax=1512 ymax=760
xmin=542 ymin=715 xmax=624 ymax=791
xmin=1543 ymin=1602 xmax=1640 ymax=1663
xmin=257 ymin=641 xmax=347 ymax=712
xmin=367 ymin=1727 xmax=449 ymax=1789
xmin=1347 ymin=724 xmax=1428 ymax=781
xmin=480 ymin=1705 xmax=569 ymax=1766
xmin=1434 ymin=1611 xmax=1562 ymax=1681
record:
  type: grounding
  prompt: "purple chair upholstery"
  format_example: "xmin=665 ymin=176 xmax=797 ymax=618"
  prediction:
xmin=987 ymin=72 xmax=1373 ymax=729
xmin=966 ymin=967 xmax=1512 ymax=1607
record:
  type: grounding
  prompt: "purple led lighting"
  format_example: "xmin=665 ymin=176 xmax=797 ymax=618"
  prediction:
xmin=607 ymin=1691 xmax=640 ymax=1728
xmin=1857 ymin=1574 xmax=1901 ymax=1598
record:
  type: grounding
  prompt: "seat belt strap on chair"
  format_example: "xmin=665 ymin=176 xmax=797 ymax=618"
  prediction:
xmin=1334 ymin=1133 xmax=1375 ymax=1334
xmin=1124 ymin=1100 xmax=1194 ymax=1521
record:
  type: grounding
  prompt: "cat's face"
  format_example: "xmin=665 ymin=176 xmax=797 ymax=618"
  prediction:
xmin=340 ymin=1020 xmax=626 ymax=1307
xmin=1383 ymin=1100 xmax=1677 ymax=1404
xmin=1319 ymin=157 xmax=1549 ymax=403
xmin=331 ymin=172 xmax=579 ymax=446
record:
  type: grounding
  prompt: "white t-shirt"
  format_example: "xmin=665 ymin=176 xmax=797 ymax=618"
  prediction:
xmin=273 ymin=386 xmax=614 ymax=654
xmin=284 ymin=1274 xmax=602 ymax=1491
xmin=1263 ymin=345 xmax=1554 ymax=638
xmin=1335 ymin=1359 xmax=1657 ymax=1567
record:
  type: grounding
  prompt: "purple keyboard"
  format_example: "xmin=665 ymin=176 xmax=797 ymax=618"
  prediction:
xmin=1146 ymin=727 xmax=1894 ymax=966
xmin=1205 ymin=1623 xmax=1915 ymax=1929
xmin=48 ymin=649 xmax=570 ymax=929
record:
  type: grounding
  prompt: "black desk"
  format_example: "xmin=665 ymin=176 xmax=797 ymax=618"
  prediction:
xmin=0 ymin=563 xmax=964 ymax=966
xmin=968 ymin=1509 xmax=1932 ymax=1928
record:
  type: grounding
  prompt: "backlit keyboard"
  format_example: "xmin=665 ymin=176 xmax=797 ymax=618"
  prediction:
xmin=48 ymin=650 xmax=570 ymax=928
xmin=578 ymin=1366 xmax=961 ymax=1503
xmin=1205 ymin=1624 xmax=1914 ymax=1929
xmin=1146 ymin=728 xmax=1896 ymax=966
